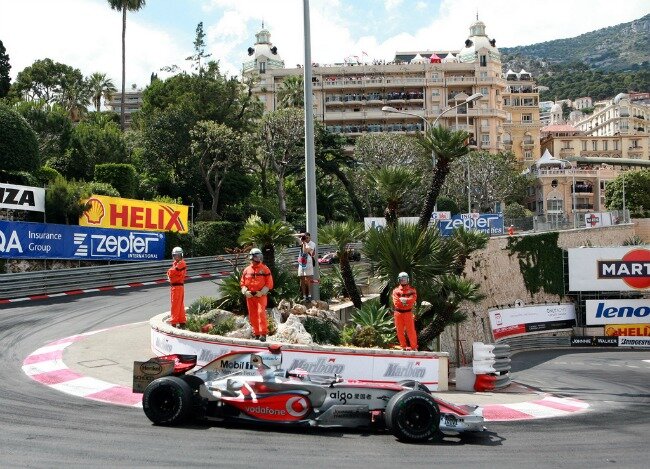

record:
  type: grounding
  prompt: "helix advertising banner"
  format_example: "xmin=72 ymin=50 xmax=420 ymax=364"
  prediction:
xmin=438 ymin=213 xmax=504 ymax=237
xmin=0 ymin=220 xmax=165 ymax=261
xmin=79 ymin=195 xmax=189 ymax=233
xmin=568 ymin=247 xmax=650 ymax=292
xmin=604 ymin=324 xmax=650 ymax=337
xmin=0 ymin=182 xmax=45 ymax=212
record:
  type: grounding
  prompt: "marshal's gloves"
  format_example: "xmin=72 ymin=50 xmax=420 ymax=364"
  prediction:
xmin=258 ymin=286 xmax=270 ymax=297
xmin=241 ymin=287 xmax=253 ymax=298
xmin=400 ymin=297 xmax=408 ymax=306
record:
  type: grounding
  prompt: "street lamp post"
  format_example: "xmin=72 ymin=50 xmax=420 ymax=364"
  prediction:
xmin=303 ymin=0 xmax=319 ymax=300
xmin=382 ymin=92 xmax=483 ymax=214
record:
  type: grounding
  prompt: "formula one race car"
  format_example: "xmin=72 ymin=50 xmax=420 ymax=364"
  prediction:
xmin=133 ymin=345 xmax=485 ymax=443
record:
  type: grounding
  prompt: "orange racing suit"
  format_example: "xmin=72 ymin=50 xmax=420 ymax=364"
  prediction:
xmin=167 ymin=258 xmax=187 ymax=326
xmin=240 ymin=262 xmax=274 ymax=336
xmin=392 ymin=284 xmax=418 ymax=350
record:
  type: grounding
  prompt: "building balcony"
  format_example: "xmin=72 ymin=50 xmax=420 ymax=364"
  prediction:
xmin=559 ymin=147 xmax=574 ymax=156
xmin=574 ymin=204 xmax=595 ymax=211
xmin=503 ymin=141 xmax=513 ymax=151
xmin=522 ymin=142 xmax=535 ymax=149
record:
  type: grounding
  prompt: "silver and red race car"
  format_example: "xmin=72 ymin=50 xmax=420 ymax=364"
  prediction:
xmin=133 ymin=345 xmax=485 ymax=443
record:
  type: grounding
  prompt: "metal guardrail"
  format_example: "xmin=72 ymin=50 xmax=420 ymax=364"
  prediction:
xmin=496 ymin=334 xmax=572 ymax=352
xmin=0 ymin=245 xmax=342 ymax=301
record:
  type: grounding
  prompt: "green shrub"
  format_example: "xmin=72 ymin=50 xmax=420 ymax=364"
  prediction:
xmin=94 ymin=163 xmax=138 ymax=198
xmin=317 ymin=270 xmax=336 ymax=302
xmin=194 ymin=221 xmax=242 ymax=256
xmin=207 ymin=317 xmax=236 ymax=336
xmin=45 ymin=176 xmax=90 ymax=224
xmin=0 ymin=103 xmax=40 ymax=173
xmin=216 ymin=269 xmax=248 ymax=314
xmin=186 ymin=296 xmax=222 ymax=316
xmin=340 ymin=325 xmax=356 ymax=346
xmin=352 ymin=326 xmax=384 ymax=348
xmin=0 ymin=169 xmax=38 ymax=186
xmin=35 ymin=166 xmax=62 ymax=185
xmin=83 ymin=181 xmax=120 ymax=197
xmin=267 ymin=314 xmax=277 ymax=336
xmin=165 ymin=231 xmax=193 ymax=258
xmin=303 ymin=317 xmax=341 ymax=345
xmin=350 ymin=299 xmax=396 ymax=345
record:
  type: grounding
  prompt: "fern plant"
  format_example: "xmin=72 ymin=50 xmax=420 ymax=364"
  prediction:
xmin=350 ymin=299 xmax=396 ymax=346
xmin=303 ymin=317 xmax=341 ymax=345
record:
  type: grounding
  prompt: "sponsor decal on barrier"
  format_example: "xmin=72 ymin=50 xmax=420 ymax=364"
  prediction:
xmin=383 ymin=362 xmax=426 ymax=379
xmin=439 ymin=213 xmax=504 ymax=237
xmin=568 ymin=247 xmax=650 ymax=291
xmin=288 ymin=358 xmax=345 ymax=375
xmin=80 ymin=194 xmax=189 ymax=233
xmin=570 ymin=336 xmax=619 ymax=347
xmin=618 ymin=336 xmax=650 ymax=348
xmin=605 ymin=324 xmax=650 ymax=337
xmin=0 ymin=220 xmax=165 ymax=261
xmin=585 ymin=299 xmax=650 ymax=325
xmin=0 ymin=183 xmax=45 ymax=212
xmin=489 ymin=304 xmax=576 ymax=340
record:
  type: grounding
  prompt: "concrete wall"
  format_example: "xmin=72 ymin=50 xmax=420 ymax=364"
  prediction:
xmin=632 ymin=218 xmax=650 ymax=242
xmin=440 ymin=223 xmax=637 ymax=365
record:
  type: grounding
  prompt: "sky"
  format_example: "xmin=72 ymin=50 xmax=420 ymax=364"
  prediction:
xmin=1 ymin=0 xmax=649 ymax=90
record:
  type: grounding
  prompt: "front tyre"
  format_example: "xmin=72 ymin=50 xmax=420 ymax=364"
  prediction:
xmin=385 ymin=390 xmax=440 ymax=443
xmin=142 ymin=376 xmax=192 ymax=426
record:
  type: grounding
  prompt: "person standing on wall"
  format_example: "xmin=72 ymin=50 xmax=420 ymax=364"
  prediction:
xmin=167 ymin=246 xmax=187 ymax=329
xmin=240 ymin=248 xmax=274 ymax=342
xmin=298 ymin=232 xmax=316 ymax=303
xmin=392 ymin=272 xmax=418 ymax=351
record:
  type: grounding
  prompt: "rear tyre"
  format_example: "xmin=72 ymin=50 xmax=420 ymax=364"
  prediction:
xmin=385 ymin=390 xmax=440 ymax=442
xmin=397 ymin=380 xmax=431 ymax=393
xmin=142 ymin=376 xmax=192 ymax=426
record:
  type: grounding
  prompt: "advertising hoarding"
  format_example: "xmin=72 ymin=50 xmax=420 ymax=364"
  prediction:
xmin=0 ymin=220 xmax=165 ymax=261
xmin=604 ymin=324 xmax=650 ymax=337
xmin=585 ymin=299 xmax=650 ymax=325
xmin=438 ymin=213 xmax=504 ymax=237
xmin=0 ymin=183 xmax=45 ymax=212
xmin=568 ymin=247 xmax=650 ymax=292
xmin=79 ymin=194 xmax=189 ymax=233
xmin=488 ymin=304 xmax=576 ymax=340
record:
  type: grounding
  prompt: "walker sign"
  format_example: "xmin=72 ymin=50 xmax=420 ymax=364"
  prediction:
xmin=568 ymin=247 xmax=650 ymax=291
xmin=0 ymin=220 xmax=165 ymax=261
xmin=0 ymin=183 xmax=45 ymax=212
xmin=439 ymin=213 xmax=504 ymax=237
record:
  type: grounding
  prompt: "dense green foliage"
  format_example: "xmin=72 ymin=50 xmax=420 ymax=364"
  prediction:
xmin=193 ymin=221 xmax=242 ymax=256
xmin=303 ymin=317 xmax=341 ymax=345
xmin=0 ymin=104 xmax=40 ymax=172
xmin=45 ymin=176 xmax=90 ymax=224
xmin=605 ymin=170 xmax=650 ymax=218
xmin=537 ymin=68 xmax=650 ymax=101
xmin=0 ymin=40 xmax=10 ymax=98
xmin=507 ymin=232 xmax=565 ymax=296
xmin=94 ymin=163 xmax=138 ymax=198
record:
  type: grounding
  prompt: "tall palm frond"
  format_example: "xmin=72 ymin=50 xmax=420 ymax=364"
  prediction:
xmin=366 ymin=166 xmax=419 ymax=227
xmin=277 ymin=75 xmax=304 ymax=108
xmin=238 ymin=214 xmax=295 ymax=272
xmin=88 ymin=72 xmax=117 ymax=111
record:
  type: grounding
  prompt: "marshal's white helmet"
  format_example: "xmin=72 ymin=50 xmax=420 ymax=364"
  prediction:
xmin=172 ymin=246 xmax=183 ymax=257
xmin=397 ymin=272 xmax=409 ymax=283
xmin=249 ymin=248 xmax=263 ymax=261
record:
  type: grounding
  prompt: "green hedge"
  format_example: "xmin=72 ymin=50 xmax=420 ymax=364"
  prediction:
xmin=0 ymin=104 xmax=40 ymax=173
xmin=94 ymin=163 xmax=138 ymax=198
xmin=165 ymin=221 xmax=242 ymax=258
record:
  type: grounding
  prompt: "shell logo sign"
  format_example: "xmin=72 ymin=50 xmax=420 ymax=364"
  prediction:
xmin=80 ymin=195 xmax=189 ymax=233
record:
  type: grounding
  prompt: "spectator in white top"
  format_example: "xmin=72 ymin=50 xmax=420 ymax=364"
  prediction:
xmin=297 ymin=232 xmax=316 ymax=303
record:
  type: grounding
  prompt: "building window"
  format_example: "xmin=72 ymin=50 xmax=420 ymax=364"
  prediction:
xmin=481 ymin=134 xmax=490 ymax=146
xmin=562 ymin=141 xmax=571 ymax=149
xmin=581 ymin=141 xmax=587 ymax=151
xmin=431 ymin=89 xmax=440 ymax=97
xmin=259 ymin=61 xmax=266 ymax=74
xmin=631 ymin=140 xmax=639 ymax=148
xmin=480 ymin=71 xmax=488 ymax=78
xmin=481 ymin=87 xmax=488 ymax=96
xmin=524 ymin=151 xmax=532 ymax=160
xmin=592 ymin=140 xmax=597 ymax=151
xmin=522 ymin=114 xmax=532 ymax=122
xmin=603 ymin=140 xmax=608 ymax=151
xmin=547 ymin=199 xmax=564 ymax=212
xmin=614 ymin=140 xmax=619 ymax=150
xmin=480 ymin=55 xmax=487 ymax=67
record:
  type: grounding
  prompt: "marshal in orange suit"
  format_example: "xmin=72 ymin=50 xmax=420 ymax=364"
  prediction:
xmin=240 ymin=248 xmax=274 ymax=342
xmin=392 ymin=272 xmax=418 ymax=351
xmin=167 ymin=246 xmax=187 ymax=328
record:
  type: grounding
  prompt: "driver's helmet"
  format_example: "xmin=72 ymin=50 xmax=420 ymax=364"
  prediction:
xmin=171 ymin=246 xmax=183 ymax=258
xmin=249 ymin=248 xmax=263 ymax=262
xmin=397 ymin=272 xmax=409 ymax=284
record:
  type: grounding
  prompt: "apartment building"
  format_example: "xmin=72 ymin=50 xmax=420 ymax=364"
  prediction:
xmin=243 ymin=19 xmax=540 ymax=163
xmin=106 ymin=87 xmax=144 ymax=129
xmin=575 ymin=93 xmax=650 ymax=137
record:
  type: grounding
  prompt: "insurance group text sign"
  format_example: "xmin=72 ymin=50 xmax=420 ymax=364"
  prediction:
xmin=0 ymin=220 xmax=165 ymax=261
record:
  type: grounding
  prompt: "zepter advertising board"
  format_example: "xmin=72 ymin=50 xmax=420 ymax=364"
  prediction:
xmin=488 ymin=304 xmax=576 ymax=340
xmin=568 ymin=247 xmax=650 ymax=292
xmin=79 ymin=195 xmax=189 ymax=233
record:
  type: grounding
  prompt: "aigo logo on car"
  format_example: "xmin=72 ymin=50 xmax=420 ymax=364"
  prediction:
xmin=227 ymin=393 xmax=311 ymax=421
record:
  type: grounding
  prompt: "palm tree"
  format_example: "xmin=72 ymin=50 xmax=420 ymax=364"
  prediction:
xmin=108 ymin=0 xmax=147 ymax=131
xmin=88 ymin=72 xmax=117 ymax=112
xmin=416 ymin=125 xmax=470 ymax=230
xmin=367 ymin=166 xmax=418 ymax=228
xmin=237 ymin=214 xmax=295 ymax=272
xmin=277 ymin=75 xmax=304 ymax=108
xmin=319 ymin=221 xmax=366 ymax=308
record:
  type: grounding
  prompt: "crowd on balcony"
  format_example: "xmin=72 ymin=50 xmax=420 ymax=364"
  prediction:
xmin=325 ymin=91 xmax=424 ymax=103
xmin=326 ymin=123 xmax=424 ymax=134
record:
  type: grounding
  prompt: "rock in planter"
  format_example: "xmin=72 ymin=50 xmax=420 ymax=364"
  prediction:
xmin=270 ymin=307 xmax=283 ymax=327
xmin=270 ymin=314 xmax=313 ymax=345
xmin=225 ymin=322 xmax=254 ymax=339
xmin=202 ymin=308 xmax=235 ymax=324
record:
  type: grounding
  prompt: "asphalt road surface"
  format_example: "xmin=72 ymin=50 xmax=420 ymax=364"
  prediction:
xmin=1 ymin=280 xmax=649 ymax=468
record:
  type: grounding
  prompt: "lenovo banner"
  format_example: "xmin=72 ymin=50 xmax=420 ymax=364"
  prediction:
xmin=438 ymin=213 xmax=504 ymax=237
xmin=488 ymin=304 xmax=576 ymax=340
xmin=0 ymin=220 xmax=165 ymax=261
xmin=585 ymin=299 xmax=650 ymax=325
xmin=568 ymin=247 xmax=650 ymax=292
xmin=0 ymin=183 xmax=45 ymax=212
xmin=79 ymin=195 xmax=189 ymax=233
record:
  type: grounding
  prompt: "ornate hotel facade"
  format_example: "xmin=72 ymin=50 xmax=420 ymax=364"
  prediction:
xmin=243 ymin=20 xmax=540 ymax=165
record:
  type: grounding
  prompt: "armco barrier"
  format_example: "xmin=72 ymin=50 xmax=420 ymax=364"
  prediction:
xmin=472 ymin=342 xmax=511 ymax=391
xmin=0 ymin=245 xmax=347 ymax=301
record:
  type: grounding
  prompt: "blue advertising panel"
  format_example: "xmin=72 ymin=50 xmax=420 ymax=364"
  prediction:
xmin=0 ymin=220 xmax=165 ymax=261
xmin=438 ymin=213 xmax=504 ymax=237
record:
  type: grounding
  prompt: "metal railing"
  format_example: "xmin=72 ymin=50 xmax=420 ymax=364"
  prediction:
xmin=0 ymin=245 xmax=342 ymax=301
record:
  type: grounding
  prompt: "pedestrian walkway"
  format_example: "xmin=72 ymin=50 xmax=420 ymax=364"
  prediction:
xmin=22 ymin=322 xmax=590 ymax=421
